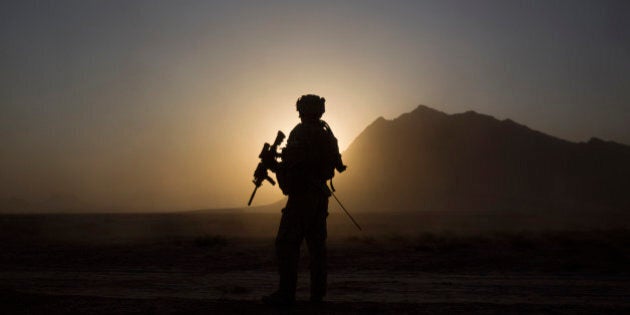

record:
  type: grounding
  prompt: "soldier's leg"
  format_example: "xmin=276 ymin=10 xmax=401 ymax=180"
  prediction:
xmin=305 ymin=197 xmax=329 ymax=301
xmin=274 ymin=199 xmax=305 ymax=300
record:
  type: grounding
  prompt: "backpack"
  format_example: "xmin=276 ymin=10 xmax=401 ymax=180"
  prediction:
xmin=276 ymin=120 xmax=342 ymax=195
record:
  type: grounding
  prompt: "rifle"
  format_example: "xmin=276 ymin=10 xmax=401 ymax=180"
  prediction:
xmin=247 ymin=131 xmax=286 ymax=206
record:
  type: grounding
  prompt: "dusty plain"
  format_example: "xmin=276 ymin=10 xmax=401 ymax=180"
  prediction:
xmin=1 ymin=211 xmax=629 ymax=314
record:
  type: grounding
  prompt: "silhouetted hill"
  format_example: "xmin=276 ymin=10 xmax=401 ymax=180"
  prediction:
xmin=335 ymin=105 xmax=630 ymax=214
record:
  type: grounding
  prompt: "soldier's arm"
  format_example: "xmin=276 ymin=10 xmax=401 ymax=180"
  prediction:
xmin=322 ymin=121 xmax=346 ymax=173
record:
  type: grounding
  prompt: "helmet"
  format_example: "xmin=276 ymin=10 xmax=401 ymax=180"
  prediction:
xmin=296 ymin=94 xmax=325 ymax=118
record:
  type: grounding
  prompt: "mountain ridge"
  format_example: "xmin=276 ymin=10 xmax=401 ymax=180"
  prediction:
xmin=335 ymin=104 xmax=630 ymax=214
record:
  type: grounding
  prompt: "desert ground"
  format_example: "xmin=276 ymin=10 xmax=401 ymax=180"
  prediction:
xmin=1 ymin=211 xmax=629 ymax=314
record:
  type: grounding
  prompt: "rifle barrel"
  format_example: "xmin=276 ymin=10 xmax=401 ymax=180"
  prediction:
xmin=247 ymin=186 xmax=258 ymax=206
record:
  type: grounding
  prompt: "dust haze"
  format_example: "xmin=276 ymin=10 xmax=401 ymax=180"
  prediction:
xmin=2 ymin=1 xmax=630 ymax=313
xmin=3 ymin=0 xmax=630 ymax=212
xmin=2 ymin=105 xmax=629 ymax=313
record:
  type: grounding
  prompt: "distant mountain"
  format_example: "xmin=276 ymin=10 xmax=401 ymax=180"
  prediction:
xmin=334 ymin=105 xmax=630 ymax=213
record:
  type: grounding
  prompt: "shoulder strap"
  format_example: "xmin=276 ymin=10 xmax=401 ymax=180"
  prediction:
xmin=319 ymin=120 xmax=337 ymax=140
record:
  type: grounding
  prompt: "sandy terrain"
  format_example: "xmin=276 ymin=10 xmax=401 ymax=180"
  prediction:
xmin=1 ymin=212 xmax=629 ymax=314
xmin=2 ymin=271 xmax=628 ymax=314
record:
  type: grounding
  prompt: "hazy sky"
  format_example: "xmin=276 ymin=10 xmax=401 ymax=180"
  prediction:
xmin=1 ymin=0 xmax=629 ymax=211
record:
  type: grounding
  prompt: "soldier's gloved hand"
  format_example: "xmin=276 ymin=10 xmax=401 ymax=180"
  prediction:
xmin=336 ymin=164 xmax=347 ymax=173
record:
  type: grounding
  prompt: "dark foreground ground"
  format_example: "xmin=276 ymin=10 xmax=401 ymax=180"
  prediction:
xmin=3 ymin=291 xmax=628 ymax=315
xmin=0 ymin=212 xmax=629 ymax=314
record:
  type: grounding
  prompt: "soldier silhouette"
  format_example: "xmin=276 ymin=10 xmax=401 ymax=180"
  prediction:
xmin=262 ymin=94 xmax=346 ymax=307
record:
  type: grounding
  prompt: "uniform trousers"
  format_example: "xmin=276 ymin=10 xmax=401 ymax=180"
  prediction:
xmin=275 ymin=190 xmax=329 ymax=299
